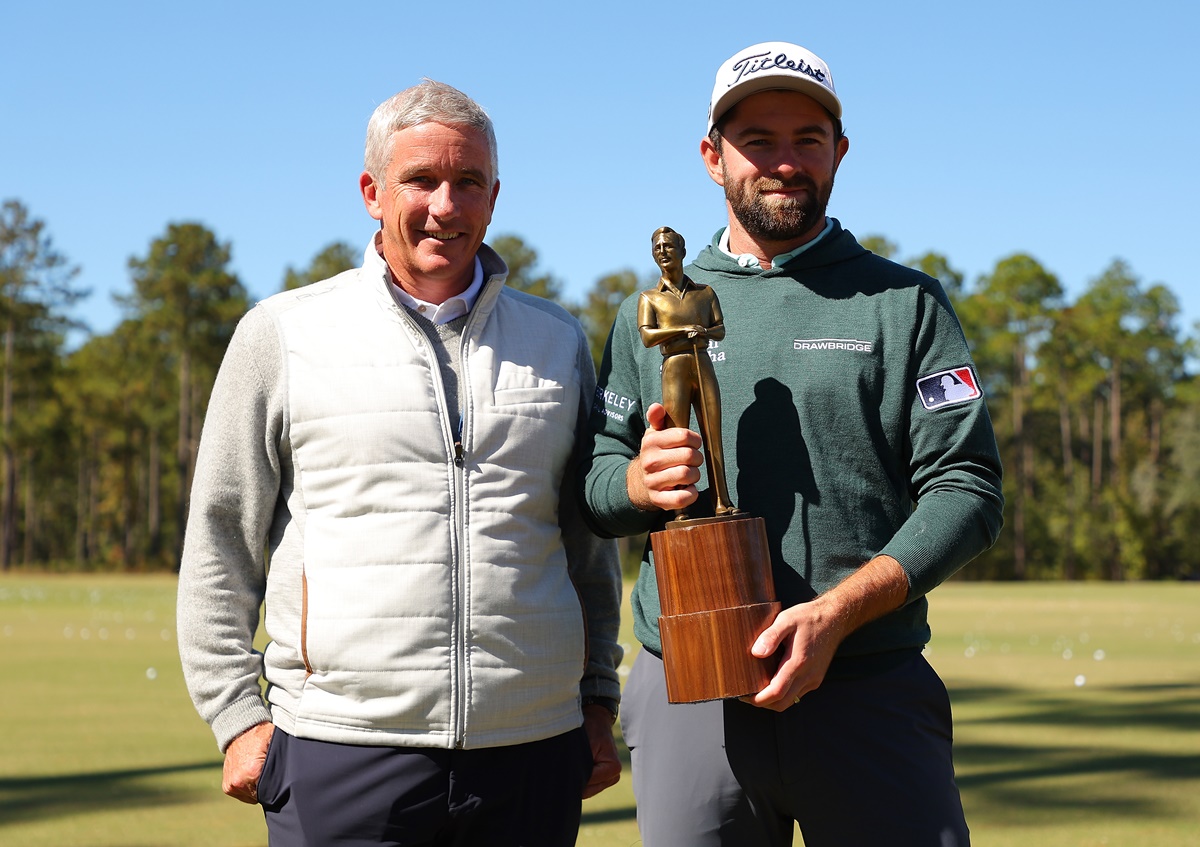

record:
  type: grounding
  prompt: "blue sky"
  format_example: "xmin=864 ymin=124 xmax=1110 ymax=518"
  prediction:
xmin=4 ymin=1 xmax=1197 ymax=348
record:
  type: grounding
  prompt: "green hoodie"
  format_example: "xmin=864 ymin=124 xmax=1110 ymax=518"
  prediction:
xmin=582 ymin=220 xmax=1003 ymax=673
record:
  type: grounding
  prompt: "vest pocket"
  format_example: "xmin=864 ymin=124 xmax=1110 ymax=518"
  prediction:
xmin=492 ymin=384 xmax=565 ymax=407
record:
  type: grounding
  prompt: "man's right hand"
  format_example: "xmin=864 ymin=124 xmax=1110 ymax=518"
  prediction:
xmin=626 ymin=402 xmax=704 ymax=513
xmin=222 ymin=722 xmax=274 ymax=804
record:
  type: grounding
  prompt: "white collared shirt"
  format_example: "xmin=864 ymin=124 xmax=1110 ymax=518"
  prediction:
xmin=718 ymin=218 xmax=834 ymax=270
xmin=389 ymin=257 xmax=485 ymax=324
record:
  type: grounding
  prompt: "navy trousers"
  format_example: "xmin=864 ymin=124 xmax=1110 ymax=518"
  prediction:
xmin=257 ymin=726 xmax=593 ymax=846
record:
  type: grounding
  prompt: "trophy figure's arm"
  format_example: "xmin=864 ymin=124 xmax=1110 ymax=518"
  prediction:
xmin=701 ymin=320 xmax=725 ymax=342
xmin=638 ymin=293 xmax=717 ymax=350
xmin=641 ymin=324 xmax=710 ymax=347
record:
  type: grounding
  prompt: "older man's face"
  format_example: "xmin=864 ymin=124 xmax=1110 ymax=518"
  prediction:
xmin=362 ymin=121 xmax=499 ymax=299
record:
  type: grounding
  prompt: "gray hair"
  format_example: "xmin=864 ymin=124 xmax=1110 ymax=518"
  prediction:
xmin=363 ymin=79 xmax=498 ymax=183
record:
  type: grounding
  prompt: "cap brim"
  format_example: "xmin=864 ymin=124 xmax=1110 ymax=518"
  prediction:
xmin=708 ymin=75 xmax=842 ymax=133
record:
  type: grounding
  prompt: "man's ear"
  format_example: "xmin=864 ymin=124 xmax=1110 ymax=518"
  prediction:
xmin=700 ymin=137 xmax=725 ymax=187
xmin=832 ymin=135 xmax=850 ymax=175
xmin=360 ymin=171 xmax=383 ymax=220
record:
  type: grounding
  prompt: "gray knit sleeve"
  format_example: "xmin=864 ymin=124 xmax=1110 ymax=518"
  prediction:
xmin=177 ymin=305 xmax=285 ymax=751
xmin=562 ymin=328 xmax=624 ymax=707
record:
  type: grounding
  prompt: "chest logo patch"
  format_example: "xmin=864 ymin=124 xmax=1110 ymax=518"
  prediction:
xmin=917 ymin=367 xmax=982 ymax=410
xmin=793 ymin=338 xmax=874 ymax=353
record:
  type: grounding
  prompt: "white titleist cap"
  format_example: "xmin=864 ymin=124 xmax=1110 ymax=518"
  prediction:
xmin=707 ymin=41 xmax=841 ymax=133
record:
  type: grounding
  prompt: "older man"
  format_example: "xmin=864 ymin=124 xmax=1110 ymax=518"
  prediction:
xmin=584 ymin=43 xmax=1003 ymax=846
xmin=178 ymin=80 xmax=622 ymax=846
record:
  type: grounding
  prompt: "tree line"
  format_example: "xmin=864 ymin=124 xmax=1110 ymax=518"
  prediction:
xmin=2 ymin=199 xmax=1198 ymax=579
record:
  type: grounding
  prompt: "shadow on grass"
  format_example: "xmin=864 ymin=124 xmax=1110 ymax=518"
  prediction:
xmin=952 ymin=680 xmax=1200 ymax=733
xmin=959 ymin=745 xmax=1200 ymax=785
xmin=948 ymin=681 xmax=1200 ymax=819
xmin=0 ymin=761 xmax=220 ymax=827
xmin=581 ymin=805 xmax=637 ymax=825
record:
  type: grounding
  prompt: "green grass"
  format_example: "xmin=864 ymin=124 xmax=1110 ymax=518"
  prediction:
xmin=2 ymin=576 xmax=1198 ymax=846
xmin=926 ymin=582 xmax=1200 ymax=847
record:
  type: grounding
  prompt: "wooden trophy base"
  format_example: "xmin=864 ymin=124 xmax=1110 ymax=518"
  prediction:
xmin=652 ymin=514 xmax=780 ymax=703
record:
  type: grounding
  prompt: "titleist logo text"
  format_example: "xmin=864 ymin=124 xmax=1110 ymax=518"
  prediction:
xmin=729 ymin=51 xmax=826 ymax=88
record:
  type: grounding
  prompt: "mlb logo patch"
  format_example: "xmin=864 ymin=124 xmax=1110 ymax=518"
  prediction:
xmin=917 ymin=367 xmax=982 ymax=410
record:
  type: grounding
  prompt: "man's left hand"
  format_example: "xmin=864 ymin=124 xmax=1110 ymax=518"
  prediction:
xmin=740 ymin=599 xmax=843 ymax=711
xmin=581 ymin=704 xmax=621 ymax=798
xmin=741 ymin=554 xmax=909 ymax=712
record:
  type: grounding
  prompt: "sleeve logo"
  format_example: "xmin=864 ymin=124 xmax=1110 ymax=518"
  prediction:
xmin=593 ymin=384 xmax=638 ymax=424
xmin=916 ymin=366 xmax=982 ymax=410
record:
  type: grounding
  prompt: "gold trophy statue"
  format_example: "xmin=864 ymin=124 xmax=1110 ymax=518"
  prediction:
xmin=640 ymin=227 xmax=781 ymax=703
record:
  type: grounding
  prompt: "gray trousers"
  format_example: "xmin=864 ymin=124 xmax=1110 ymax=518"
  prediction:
xmin=620 ymin=649 xmax=969 ymax=847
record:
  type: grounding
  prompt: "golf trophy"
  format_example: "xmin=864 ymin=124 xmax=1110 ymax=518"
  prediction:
xmin=640 ymin=227 xmax=781 ymax=702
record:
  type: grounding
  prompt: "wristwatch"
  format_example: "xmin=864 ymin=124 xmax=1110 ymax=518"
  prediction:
xmin=581 ymin=695 xmax=619 ymax=722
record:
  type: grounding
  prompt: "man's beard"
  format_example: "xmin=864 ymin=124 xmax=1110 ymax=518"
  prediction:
xmin=724 ymin=169 xmax=834 ymax=243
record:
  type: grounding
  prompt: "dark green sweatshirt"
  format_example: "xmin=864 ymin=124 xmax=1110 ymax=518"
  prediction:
xmin=582 ymin=220 xmax=1004 ymax=672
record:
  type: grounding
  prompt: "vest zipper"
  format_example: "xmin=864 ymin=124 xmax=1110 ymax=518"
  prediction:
xmin=394 ymin=284 xmax=493 ymax=750
xmin=394 ymin=303 xmax=472 ymax=749
xmin=450 ymin=304 xmax=485 ymax=749
xmin=451 ymin=414 xmax=468 ymax=748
